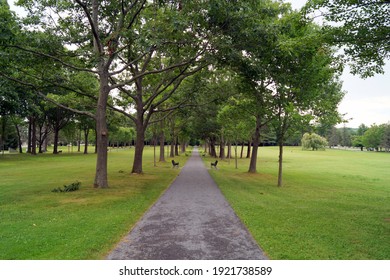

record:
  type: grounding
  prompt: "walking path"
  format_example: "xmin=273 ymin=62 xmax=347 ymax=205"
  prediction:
xmin=107 ymin=148 xmax=268 ymax=260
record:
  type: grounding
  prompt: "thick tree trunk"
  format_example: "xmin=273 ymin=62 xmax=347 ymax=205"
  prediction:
xmin=132 ymin=125 xmax=145 ymax=174
xmin=278 ymin=142 xmax=284 ymax=187
xmin=248 ymin=118 xmax=260 ymax=173
xmin=94 ymin=78 xmax=109 ymax=188
xmin=219 ymin=142 xmax=225 ymax=159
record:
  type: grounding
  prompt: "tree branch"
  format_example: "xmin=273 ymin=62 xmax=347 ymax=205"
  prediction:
xmin=74 ymin=0 xmax=104 ymax=55
xmin=6 ymin=45 xmax=98 ymax=74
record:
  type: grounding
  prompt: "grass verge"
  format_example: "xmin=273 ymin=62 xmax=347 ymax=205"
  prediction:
xmin=0 ymin=147 xmax=189 ymax=259
xmin=206 ymin=147 xmax=390 ymax=259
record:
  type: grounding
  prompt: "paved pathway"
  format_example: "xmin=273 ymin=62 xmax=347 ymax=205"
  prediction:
xmin=107 ymin=148 xmax=268 ymax=260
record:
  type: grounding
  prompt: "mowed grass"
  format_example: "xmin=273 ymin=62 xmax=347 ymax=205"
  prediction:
xmin=206 ymin=147 xmax=390 ymax=259
xmin=0 ymin=147 xmax=189 ymax=259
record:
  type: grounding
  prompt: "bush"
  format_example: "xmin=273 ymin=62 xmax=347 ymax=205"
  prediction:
xmin=301 ymin=133 xmax=328 ymax=151
xmin=52 ymin=181 xmax=81 ymax=193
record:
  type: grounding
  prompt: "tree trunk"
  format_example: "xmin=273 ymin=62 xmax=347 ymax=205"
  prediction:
xmin=235 ymin=142 xmax=238 ymax=169
xmin=132 ymin=124 xmax=145 ymax=174
xmin=175 ymin=136 xmax=179 ymax=156
xmin=31 ymin=116 xmax=37 ymax=155
xmin=219 ymin=142 xmax=225 ymax=159
xmin=53 ymin=126 xmax=59 ymax=154
xmin=27 ymin=117 xmax=32 ymax=153
xmin=277 ymin=141 xmax=284 ymax=187
xmin=219 ymin=134 xmax=225 ymax=159
xmin=240 ymin=142 xmax=244 ymax=158
xmin=14 ymin=123 xmax=23 ymax=153
xmin=170 ymin=140 xmax=175 ymax=157
xmin=84 ymin=128 xmax=89 ymax=154
xmin=246 ymin=140 xmax=251 ymax=158
xmin=77 ymin=129 xmax=81 ymax=152
xmin=227 ymin=141 xmax=231 ymax=159
xmin=181 ymin=141 xmax=186 ymax=153
xmin=153 ymin=135 xmax=157 ymax=167
xmin=93 ymin=76 xmax=109 ymax=188
xmin=44 ymin=124 xmax=49 ymax=152
xmin=209 ymin=137 xmax=217 ymax=157
xmin=159 ymin=120 xmax=165 ymax=162
xmin=248 ymin=117 xmax=260 ymax=173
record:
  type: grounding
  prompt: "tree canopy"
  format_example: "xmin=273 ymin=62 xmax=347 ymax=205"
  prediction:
xmin=304 ymin=0 xmax=390 ymax=77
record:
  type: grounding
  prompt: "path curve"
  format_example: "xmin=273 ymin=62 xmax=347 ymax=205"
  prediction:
xmin=107 ymin=148 xmax=268 ymax=260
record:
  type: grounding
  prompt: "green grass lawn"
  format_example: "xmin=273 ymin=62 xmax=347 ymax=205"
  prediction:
xmin=0 ymin=146 xmax=189 ymax=259
xmin=206 ymin=147 xmax=390 ymax=259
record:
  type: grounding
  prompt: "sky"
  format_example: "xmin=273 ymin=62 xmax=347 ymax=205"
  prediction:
xmin=8 ymin=0 xmax=389 ymax=128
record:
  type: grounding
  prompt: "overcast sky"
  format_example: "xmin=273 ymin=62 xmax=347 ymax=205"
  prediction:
xmin=9 ymin=0 xmax=389 ymax=128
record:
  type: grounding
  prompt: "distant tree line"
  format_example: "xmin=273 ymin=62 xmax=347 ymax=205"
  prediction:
xmin=324 ymin=123 xmax=390 ymax=152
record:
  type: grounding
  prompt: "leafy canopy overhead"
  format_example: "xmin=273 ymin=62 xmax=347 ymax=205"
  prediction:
xmin=304 ymin=0 xmax=390 ymax=77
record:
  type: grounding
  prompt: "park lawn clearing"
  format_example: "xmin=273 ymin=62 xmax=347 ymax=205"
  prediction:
xmin=0 ymin=147 xmax=188 ymax=259
xmin=207 ymin=147 xmax=390 ymax=259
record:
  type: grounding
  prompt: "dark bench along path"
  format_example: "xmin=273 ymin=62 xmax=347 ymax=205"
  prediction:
xmin=107 ymin=148 xmax=268 ymax=260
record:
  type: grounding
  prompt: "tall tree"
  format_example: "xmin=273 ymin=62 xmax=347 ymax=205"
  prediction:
xmin=270 ymin=12 xmax=343 ymax=186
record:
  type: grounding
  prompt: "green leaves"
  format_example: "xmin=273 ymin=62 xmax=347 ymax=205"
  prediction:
xmin=304 ymin=0 xmax=390 ymax=77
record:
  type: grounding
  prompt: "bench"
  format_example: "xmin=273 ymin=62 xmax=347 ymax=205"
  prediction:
xmin=171 ymin=160 xmax=179 ymax=168
xmin=211 ymin=160 xmax=218 ymax=169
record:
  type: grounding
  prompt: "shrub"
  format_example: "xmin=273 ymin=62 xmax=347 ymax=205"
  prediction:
xmin=52 ymin=181 xmax=81 ymax=193
xmin=301 ymin=133 xmax=328 ymax=151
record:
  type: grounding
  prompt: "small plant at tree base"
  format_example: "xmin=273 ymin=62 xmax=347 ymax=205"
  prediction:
xmin=52 ymin=181 xmax=81 ymax=193
xmin=301 ymin=133 xmax=328 ymax=151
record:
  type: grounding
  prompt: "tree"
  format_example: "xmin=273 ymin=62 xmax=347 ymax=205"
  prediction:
xmin=357 ymin=123 xmax=369 ymax=136
xmin=362 ymin=124 xmax=384 ymax=151
xmin=269 ymin=10 xmax=343 ymax=186
xmin=304 ymin=0 xmax=390 ymax=77
xmin=302 ymin=133 xmax=328 ymax=151
xmin=381 ymin=123 xmax=390 ymax=152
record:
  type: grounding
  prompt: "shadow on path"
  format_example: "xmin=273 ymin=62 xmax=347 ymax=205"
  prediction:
xmin=107 ymin=148 xmax=268 ymax=260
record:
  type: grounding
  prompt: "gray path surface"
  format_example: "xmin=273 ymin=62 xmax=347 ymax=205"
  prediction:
xmin=107 ymin=148 xmax=268 ymax=260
